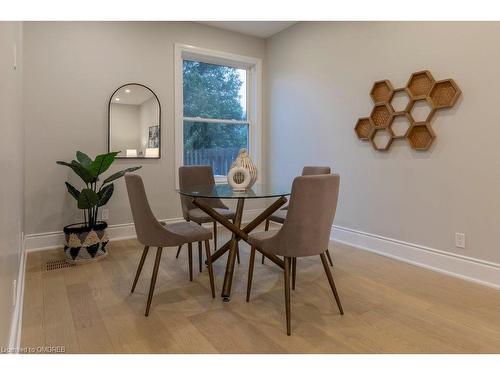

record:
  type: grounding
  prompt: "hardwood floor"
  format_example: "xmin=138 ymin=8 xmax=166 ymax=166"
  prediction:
xmin=21 ymin=226 xmax=500 ymax=353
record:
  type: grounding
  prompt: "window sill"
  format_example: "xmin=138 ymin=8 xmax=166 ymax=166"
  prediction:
xmin=214 ymin=176 xmax=227 ymax=184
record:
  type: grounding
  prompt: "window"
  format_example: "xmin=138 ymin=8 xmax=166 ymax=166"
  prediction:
xmin=175 ymin=44 xmax=262 ymax=185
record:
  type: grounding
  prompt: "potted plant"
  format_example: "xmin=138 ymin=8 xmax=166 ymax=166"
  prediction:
xmin=57 ymin=151 xmax=141 ymax=263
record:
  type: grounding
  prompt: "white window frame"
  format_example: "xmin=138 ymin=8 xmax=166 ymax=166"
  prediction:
xmin=174 ymin=43 xmax=262 ymax=187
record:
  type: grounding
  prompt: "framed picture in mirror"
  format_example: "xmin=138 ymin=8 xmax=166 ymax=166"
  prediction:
xmin=108 ymin=83 xmax=161 ymax=159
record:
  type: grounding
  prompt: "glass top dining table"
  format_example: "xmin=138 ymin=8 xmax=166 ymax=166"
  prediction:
xmin=177 ymin=183 xmax=291 ymax=301
xmin=178 ymin=183 xmax=291 ymax=199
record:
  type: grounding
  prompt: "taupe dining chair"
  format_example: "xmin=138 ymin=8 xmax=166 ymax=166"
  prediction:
xmin=177 ymin=166 xmax=238 ymax=270
xmin=125 ymin=173 xmax=216 ymax=316
xmin=246 ymin=174 xmax=343 ymax=335
xmin=261 ymin=166 xmax=334 ymax=268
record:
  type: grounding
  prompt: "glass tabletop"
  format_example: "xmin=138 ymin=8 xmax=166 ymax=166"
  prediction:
xmin=178 ymin=183 xmax=291 ymax=199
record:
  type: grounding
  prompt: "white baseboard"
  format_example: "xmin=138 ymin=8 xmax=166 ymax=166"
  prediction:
xmin=332 ymin=225 xmax=500 ymax=290
xmin=26 ymin=214 xmax=500 ymax=290
xmin=8 ymin=232 xmax=27 ymax=352
xmin=24 ymin=209 xmax=264 ymax=252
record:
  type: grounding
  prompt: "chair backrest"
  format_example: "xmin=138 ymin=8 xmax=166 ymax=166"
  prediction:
xmin=302 ymin=166 xmax=331 ymax=176
xmin=125 ymin=173 xmax=168 ymax=246
xmin=178 ymin=165 xmax=227 ymax=219
xmin=275 ymin=174 xmax=340 ymax=257
xmin=278 ymin=166 xmax=331 ymax=210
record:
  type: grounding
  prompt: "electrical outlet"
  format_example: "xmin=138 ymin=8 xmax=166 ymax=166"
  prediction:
xmin=101 ymin=208 xmax=109 ymax=220
xmin=455 ymin=232 xmax=466 ymax=249
xmin=12 ymin=279 xmax=17 ymax=307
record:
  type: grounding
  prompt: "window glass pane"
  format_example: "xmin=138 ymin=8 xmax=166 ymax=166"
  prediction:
xmin=183 ymin=121 xmax=249 ymax=176
xmin=183 ymin=60 xmax=247 ymax=121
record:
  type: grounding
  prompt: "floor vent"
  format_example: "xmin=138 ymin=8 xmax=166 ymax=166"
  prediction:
xmin=46 ymin=259 xmax=75 ymax=271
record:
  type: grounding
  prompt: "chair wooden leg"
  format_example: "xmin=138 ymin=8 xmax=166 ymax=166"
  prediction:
xmin=291 ymin=257 xmax=297 ymax=291
xmin=326 ymin=249 xmax=333 ymax=267
xmin=284 ymin=257 xmax=292 ymax=335
xmin=261 ymin=220 xmax=270 ymax=264
xmin=175 ymin=245 xmax=182 ymax=259
xmin=320 ymin=252 xmax=343 ymax=315
xmin=188 ymin=243 xmax=193 ymax=281
xmin=131 ymin=246 xmax=149 ymax=293
xmin=236 ymin=245 xmax=241 ymax=264
xmin=213 ymin=221 xmax=217 ymax=250
xmin=204 ymin=240 xmax=216 ymax=298
xmin=246 ymin=246 xmax=256 ymax=302
xmin=198 ymin=241 xmax=203 ymax=273
xmin=145 ymin=247 xmax=163 ymax=317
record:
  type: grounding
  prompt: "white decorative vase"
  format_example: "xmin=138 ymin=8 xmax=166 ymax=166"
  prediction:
xmin=227 ymin=162 xmax=251 ymax=191
xmin=229 ymin=148 xmax=257 ymax=189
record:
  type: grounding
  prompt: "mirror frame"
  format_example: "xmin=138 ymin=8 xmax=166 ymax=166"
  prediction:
xmin=108 ymin=83 xmax=162 ymax=159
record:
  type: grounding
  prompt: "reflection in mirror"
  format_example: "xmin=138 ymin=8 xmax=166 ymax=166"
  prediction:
xmin=108 ymin=84 xmax=161 ymax=158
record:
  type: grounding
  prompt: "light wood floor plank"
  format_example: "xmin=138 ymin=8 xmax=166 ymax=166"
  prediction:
xmin=21 ymin=226 xmax=500 ymax=353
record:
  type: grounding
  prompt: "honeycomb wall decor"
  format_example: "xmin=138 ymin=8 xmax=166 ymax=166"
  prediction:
xmin=389 ymin=113 xmax=412 ymax=139
xmin=389 ymin=88 xmax=411 ymax=113
xmin=406 ymin=70 xmax=435 ymax=99
xmin=370 ymin=80 xmax=394 ymax=104
xmin=370 ymin=103 xmax=393 ymax=128
xmin=407 ymin=123 xmax=435 ymax=150
xmin=407 ymin=99 xmax=434 ymax=123
xmin=355 ymin=117 xmax=374 ymax=140
xmin=354 ymin=70 xmax=461 ymax=151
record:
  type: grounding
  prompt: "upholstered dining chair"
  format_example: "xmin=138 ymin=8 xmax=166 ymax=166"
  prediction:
xmin=261 ymin=166 xmax=334 ymax=268
xmin=125 ymin=173 xmax=216 ymax=316
xmin=246 ymin=174 xmax=343 ymax=335
xmin=177 ymin=166 xmax=238 ymax=270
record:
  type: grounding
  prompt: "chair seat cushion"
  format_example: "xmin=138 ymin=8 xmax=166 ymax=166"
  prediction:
xmin=268 ymin=209 xmax=287 ymax=224
xmin=165 ymin=222 xmax=212 ymax=243
xmin=247 ymin=230 xmax=279 ymax=250
xmin=187 ymin=208 xmax=235 ymax=223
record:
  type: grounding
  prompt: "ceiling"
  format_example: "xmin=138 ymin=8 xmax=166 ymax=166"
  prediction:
xmin=196 ymin=21 xmax=297 ymax=39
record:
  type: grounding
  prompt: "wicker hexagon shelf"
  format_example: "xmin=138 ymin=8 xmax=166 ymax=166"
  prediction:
xmin=370 ymin=80 xmax=394 ymax=104
xmin=390 ymin=88 xmax=411 ymax=113
xmin=406 ymin=70 xmax=435 ymax=100
xmin=355 ymin=117 xmax=374 ymax=141
xmin=428 ymin=79 xmax=462 ymax=109
xmin=407 ymin=123 xmax=435 ymax=150
xmin=389 ymin=113 xmax=412 ymax=139
xmin=407 ymin=99 xmax=435 ymax=123
xmin=371 ymin=128 xmax=393 ymax=151
xmin=354 ymin=70 xmax=461 ymax=152
xmin=370 ymin=103 xmax=393 ymax=129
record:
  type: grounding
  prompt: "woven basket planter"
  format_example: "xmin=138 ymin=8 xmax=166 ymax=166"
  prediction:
xmin=63 ymin=221 xmax=109 ymax=263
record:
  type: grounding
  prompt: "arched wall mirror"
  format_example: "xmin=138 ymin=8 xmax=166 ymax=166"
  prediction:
xmin=108 ymin=83 xmax=161 ymax=159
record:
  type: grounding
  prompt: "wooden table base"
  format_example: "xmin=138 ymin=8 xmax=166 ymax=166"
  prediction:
xmin=193 ymin=195 xmax=287 ymax=301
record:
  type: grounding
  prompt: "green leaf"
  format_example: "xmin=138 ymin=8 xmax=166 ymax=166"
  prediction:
xmin=97 ymin=183 xmax=114 ymax=207
xmin=64 ymin=182 xmax=80 ymax=201
xmin=89 ymin=152 xmax=119 ymax=177
xmin=57 ymin=160 xmax=95 ymax=184
xmin=56 ymin=160 xmax=73 ymax=170
xmin=77 ymin=188 xmax=99 ymax=209
xmin=70 ymin=160 xmax=95 ymax=183
xmin=76 ymin=151 xmax=92 ymax=168
xmin=102 ymin=166 xmax=142 ymax=185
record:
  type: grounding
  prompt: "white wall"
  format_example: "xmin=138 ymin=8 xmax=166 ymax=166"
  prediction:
xmin=23 ymin=22 xmax=266 ymax=237
xmin=266 ymin=22 xmax=500 ymax=265
xmin=0 ymin=22 xmax=24 ymax=347
xmin=109 ymin=103 xmax=142 ymax=152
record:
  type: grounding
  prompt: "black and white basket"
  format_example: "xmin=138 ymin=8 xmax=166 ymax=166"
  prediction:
xmin=63 ymin=221 xmax=109 ymax=263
